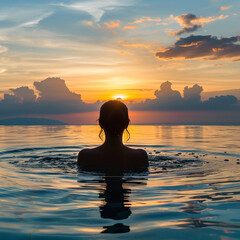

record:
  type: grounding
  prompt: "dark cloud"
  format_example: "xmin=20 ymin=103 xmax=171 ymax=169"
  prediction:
xmin=10 ymin=86 xmax=36 ymax=103
xmin=183 ymin=84 xmax=203 ymax=102
xmin=172 ymin=14 xmax=202 ymax=36
xmin=128 ymin=81 xmax=239 ymax=111
xmin=170 ymin=13 xmax=228 ymax=36
xmin=203 ymin=95 xmax=238 ymax=110
xmin=0 ymin=78 xmax=99 ymax=116
xmin=154 ymin=81 xmax=182 ymax=101
xmin=0 ymin=78 xmax=239 ymax=116
xmin=156 ymin=35 xmax=240 ymax=60
xmin=34 ymin=78 xmax=82 ymax=102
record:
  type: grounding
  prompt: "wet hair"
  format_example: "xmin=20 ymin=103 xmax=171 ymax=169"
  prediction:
xmin=98 ymin=100 xmax=130 ymax=141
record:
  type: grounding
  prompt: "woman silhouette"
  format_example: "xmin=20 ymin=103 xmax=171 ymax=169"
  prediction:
xmin=77 ymin=100 xmax=148 ymax=170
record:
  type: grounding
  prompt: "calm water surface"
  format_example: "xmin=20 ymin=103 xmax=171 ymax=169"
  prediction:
xmin=0 ymin=125 xmax=240 ymax=239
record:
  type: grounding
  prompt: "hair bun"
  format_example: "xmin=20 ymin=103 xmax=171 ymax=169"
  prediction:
xmin=99 ymin=100 xmax=130 ymax=134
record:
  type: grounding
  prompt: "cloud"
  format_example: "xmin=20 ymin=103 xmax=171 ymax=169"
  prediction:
xmin=34 ymin=78 xmax=82 ymax=102
xmin=119 ymin=51 xmax=133 ymax=55
xmin=85 ymin=19 xmax=138 ymax=31
xmin=122 ymin=16 xmax=162 ymax=30
xmin=183 ymin=84 xmax=203 ymax=102
xmin=131 ymin=16 xmax=162 ymax=24
xmin=58 ymin=0 xmax=135 ymax=22
xmin=103 ymin=20 xmax=120 ymax=29
xmin=10 ymin=86 xmax=36 ymax=103
xmin=84 ymin=16 xmax=161 ymax=31
xmin=119 ymin=39 xmax=156 ymax=50
xmin=0 ymin=8 xmax=51 ymax=23
xmin=0 ymin=88 xmax=37 ymax=115
xmin=156 ymin=35 xmax=240 ymax=60
xmin=170 ymin=13 xmax=228 ymax=36
xmin=0 ymin=45 xmax=8 ymax=54
xmin=0 ymin=79 xmax=239 ymax=116
xmin=196 ymin=15 xmax=228 ymax=23
xmin=214 ymin=63 xmax=225 ymax=67
xmin=219 ymin=5 xmax=232 ymax=11
xmin=158 ymin=62 xmax=185 ymax=70
xmin=20 ymin=11 xmax=54 ymax=27
xmin=154 ymin=81 xmax=182 ymax=101
xmin=0 ymin=78 xmax=99 ymax=116
xmin=171 ymin=14 xmax=203 ymax=36
xmin=128 ymin=81 xmax=239 ymax=111
xmin=123 ymin=25 xmax=138 ymax=30
xmin=122 ymin=43 xmax=151 ymax=48
xmin=203 ymin=95 xmax=238 ymax=109
xmin=84 ymin=21 xmax=94 ymax=27
xmin=99 ymin=20 xmax=121 ymax=30
xmin=233 ymin=59 xmax=240 ymax=62
xmin=84 ymin=19 xmax=121 ymax=31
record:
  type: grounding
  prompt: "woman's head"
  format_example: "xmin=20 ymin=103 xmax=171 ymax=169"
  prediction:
xmin=99 ymin=100 xmax=130 ymax=137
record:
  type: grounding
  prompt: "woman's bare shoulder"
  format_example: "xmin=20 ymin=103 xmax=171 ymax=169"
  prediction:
xmin=126 ymin=146 xmax=147 ymax=155
xmin=126 ymin=147 xmax=149 ymax=167
xmin=77 ymin=147 xmax=101 ymax=166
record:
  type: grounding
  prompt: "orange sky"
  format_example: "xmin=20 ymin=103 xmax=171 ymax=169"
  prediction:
xmin=0 ymin=0 xmax=240 ymax=103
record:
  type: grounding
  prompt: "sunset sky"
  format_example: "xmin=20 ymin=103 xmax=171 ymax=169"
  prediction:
xmin=0 ymin=0 xmax=240 ymax=103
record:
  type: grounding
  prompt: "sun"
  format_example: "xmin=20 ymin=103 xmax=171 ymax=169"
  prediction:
xmin=113 ymin=94 xmax=126 ymax=100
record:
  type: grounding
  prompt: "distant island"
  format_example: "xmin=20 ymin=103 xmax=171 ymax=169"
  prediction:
xmin=0 ymin=118 xmax=68 ymax=125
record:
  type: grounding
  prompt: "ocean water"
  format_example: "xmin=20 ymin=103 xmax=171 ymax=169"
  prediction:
xmin=0 ymin=125 xmax=240 ymax=239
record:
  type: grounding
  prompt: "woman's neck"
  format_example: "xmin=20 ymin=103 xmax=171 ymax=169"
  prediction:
xmin=103 ymin=131 xmax=124 ymax=147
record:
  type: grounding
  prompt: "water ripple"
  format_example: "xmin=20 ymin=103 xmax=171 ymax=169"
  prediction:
xmin=0 ymin=145 xmax=240 ymax=239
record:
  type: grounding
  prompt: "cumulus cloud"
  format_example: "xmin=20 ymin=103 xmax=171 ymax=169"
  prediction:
xmin=34 ymin=78 xmax=82 ymax=102
xmin=183 ymin=84 xmax=203 ymax=102
xmin=156 ymin=35 xmax=240 ymax=60
xmin=0 ymin=78 xmax=99 ymax=116
xmin=10 ymin=86 xmax=36 ymax=103
xmin=154 ymin=81 xmax=182 ymax=101
xmin=128 ymin=81 xmax=239 ymax=111
xmin=170 ymin=13 xmax=228 ymax=36
xmin=0 ymin=78 xmax=239 ymax=116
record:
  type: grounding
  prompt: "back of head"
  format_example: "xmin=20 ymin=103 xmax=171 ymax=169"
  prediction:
xmin=99 ymin=100 xmax=130 ymax=135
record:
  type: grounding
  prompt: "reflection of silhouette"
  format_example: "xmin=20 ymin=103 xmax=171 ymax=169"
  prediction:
xmin=98 ymin=173 xmax=147 ymax=234
xmin=99 ymin=174 xmax=131 ymax=234
xmin=77 ymin=171 xmax=148 ymax=234
xmin=99 ymin=175 xmax=131 ymax=220
xmin=102 ymin=223 xmax=130 ymax=234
